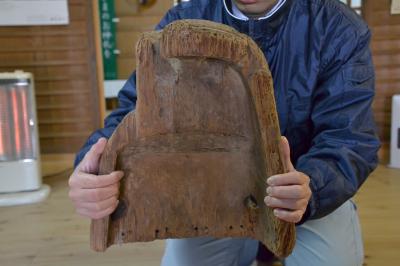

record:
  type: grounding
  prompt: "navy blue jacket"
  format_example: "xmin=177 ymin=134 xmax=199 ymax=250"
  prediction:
xmin=75 ymin=0 xmax=380 ymax=221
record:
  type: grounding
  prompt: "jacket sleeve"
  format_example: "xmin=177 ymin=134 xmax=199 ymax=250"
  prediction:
xmin=74 ymin=9 xmax=180 ymax=167
xmin=296 ymin=27 xmax=381 ymax=220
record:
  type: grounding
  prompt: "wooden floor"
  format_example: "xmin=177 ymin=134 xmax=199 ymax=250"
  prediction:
xmin=0 ymin=154 xmax=399 ymax=266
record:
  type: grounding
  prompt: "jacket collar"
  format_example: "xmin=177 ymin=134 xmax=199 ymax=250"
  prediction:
xmin=221 ymin=0 xmax=293 ymax=41
xmin=224 ymin=0 xmax=287 ymax=21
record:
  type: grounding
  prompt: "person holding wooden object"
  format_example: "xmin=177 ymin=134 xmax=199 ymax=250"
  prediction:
xmin=68 ymin=0 xmax=380 ymax=265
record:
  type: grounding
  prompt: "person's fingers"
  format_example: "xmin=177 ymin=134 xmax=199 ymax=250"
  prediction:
xmin=69 ymin=183 xmax=119 ymax=202
xmin=273 ymin=208 xmax=304 ymax=223
xmin=77 ymin=138 xmax=108 ymax=173
xmin=264 ymin=196 xmax=307 ymax=211
xmin=84 ymin=138 xmax=107 ymax=163
xmin=267 ymin=172 xmax=309 ymax=186
xmin=266 ymin=185 xmax=309 ymax=199
xmin=73 ymin=195 xmax=119 ymax=212
xmin=76 ymin=201 xmax=119 ymax=220
xmin=69 ymin=171 xmax=123 ymax=189
xmin=280 ymin=136 xmax=295 ymax=172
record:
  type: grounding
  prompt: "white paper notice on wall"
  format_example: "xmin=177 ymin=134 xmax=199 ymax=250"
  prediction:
xmin=392 ymin=0 xmax=400 ymax=14
xmin=0 ymin=0 xmax=69 ymax=26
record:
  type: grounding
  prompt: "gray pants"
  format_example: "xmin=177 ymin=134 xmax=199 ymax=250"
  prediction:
xmin=161 ymin=200 xmax=364 ymax=266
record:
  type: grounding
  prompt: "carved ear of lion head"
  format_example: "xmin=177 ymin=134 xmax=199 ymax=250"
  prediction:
xmin=90 ymin=19 xmax=296 ymax=258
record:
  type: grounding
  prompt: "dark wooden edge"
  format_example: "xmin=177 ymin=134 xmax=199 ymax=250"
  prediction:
xmin=90 ymin=112 xmax=136 ymax=251
xmin=250 ymin=71 xmax=296 ymax=257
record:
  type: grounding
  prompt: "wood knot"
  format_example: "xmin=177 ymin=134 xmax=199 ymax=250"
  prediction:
xmin=244 ymin=195 xmax=259 ymax=210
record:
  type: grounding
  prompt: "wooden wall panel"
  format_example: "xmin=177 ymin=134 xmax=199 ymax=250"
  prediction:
xmin=115 ymin=1 xmax=174 ymax=79
xmin=0 ymin=0 xmax=103 ymax=153
xmin=364 ymin=0 xmax=400 ymax=161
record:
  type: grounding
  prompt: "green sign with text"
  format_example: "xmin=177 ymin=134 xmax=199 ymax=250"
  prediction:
xmin=99 ymin=0 xmax=117 ymax=80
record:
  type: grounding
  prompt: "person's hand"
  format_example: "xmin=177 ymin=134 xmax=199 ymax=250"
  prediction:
xmin=68 ymin=138 xmax=124 ymax=220
xmin=264 ymin=136 xmax=312 ymax=223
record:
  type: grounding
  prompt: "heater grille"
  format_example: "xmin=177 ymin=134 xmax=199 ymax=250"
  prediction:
xmin=0 ymin=78 xmax=36 ymax=162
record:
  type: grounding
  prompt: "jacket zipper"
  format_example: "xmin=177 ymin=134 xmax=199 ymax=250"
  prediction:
xmin=249 ymin=18 xmax=255 ymax=38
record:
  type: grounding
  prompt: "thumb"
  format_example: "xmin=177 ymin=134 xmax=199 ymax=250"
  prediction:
xmin=280 ymin=136 xmax=295 ymax=172
xmin=77 ymin=138 xmax=108 ymax=174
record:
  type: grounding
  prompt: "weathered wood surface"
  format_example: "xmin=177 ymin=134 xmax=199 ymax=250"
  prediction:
xmin=91 ymin=19 xmax=296 ymax=257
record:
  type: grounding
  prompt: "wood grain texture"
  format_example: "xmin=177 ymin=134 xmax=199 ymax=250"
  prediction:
xmin=115 ymin=0 xmax=173 ymax=79
xmin=1 ymin=157 xmax=398 ymax=266
xmin=364 ymin=0 xmax=400 ymax=160
xmin=0 ymin=0 xmax=103 ymax=153
xmin=91 ymin=20 xmax=295 ymax=258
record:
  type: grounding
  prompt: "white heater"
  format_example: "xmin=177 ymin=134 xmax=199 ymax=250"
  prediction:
xmin=0 ymin=71 xmax=50 ymax=206
xmin=389 ymin=95 xmax=400 ymax=169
